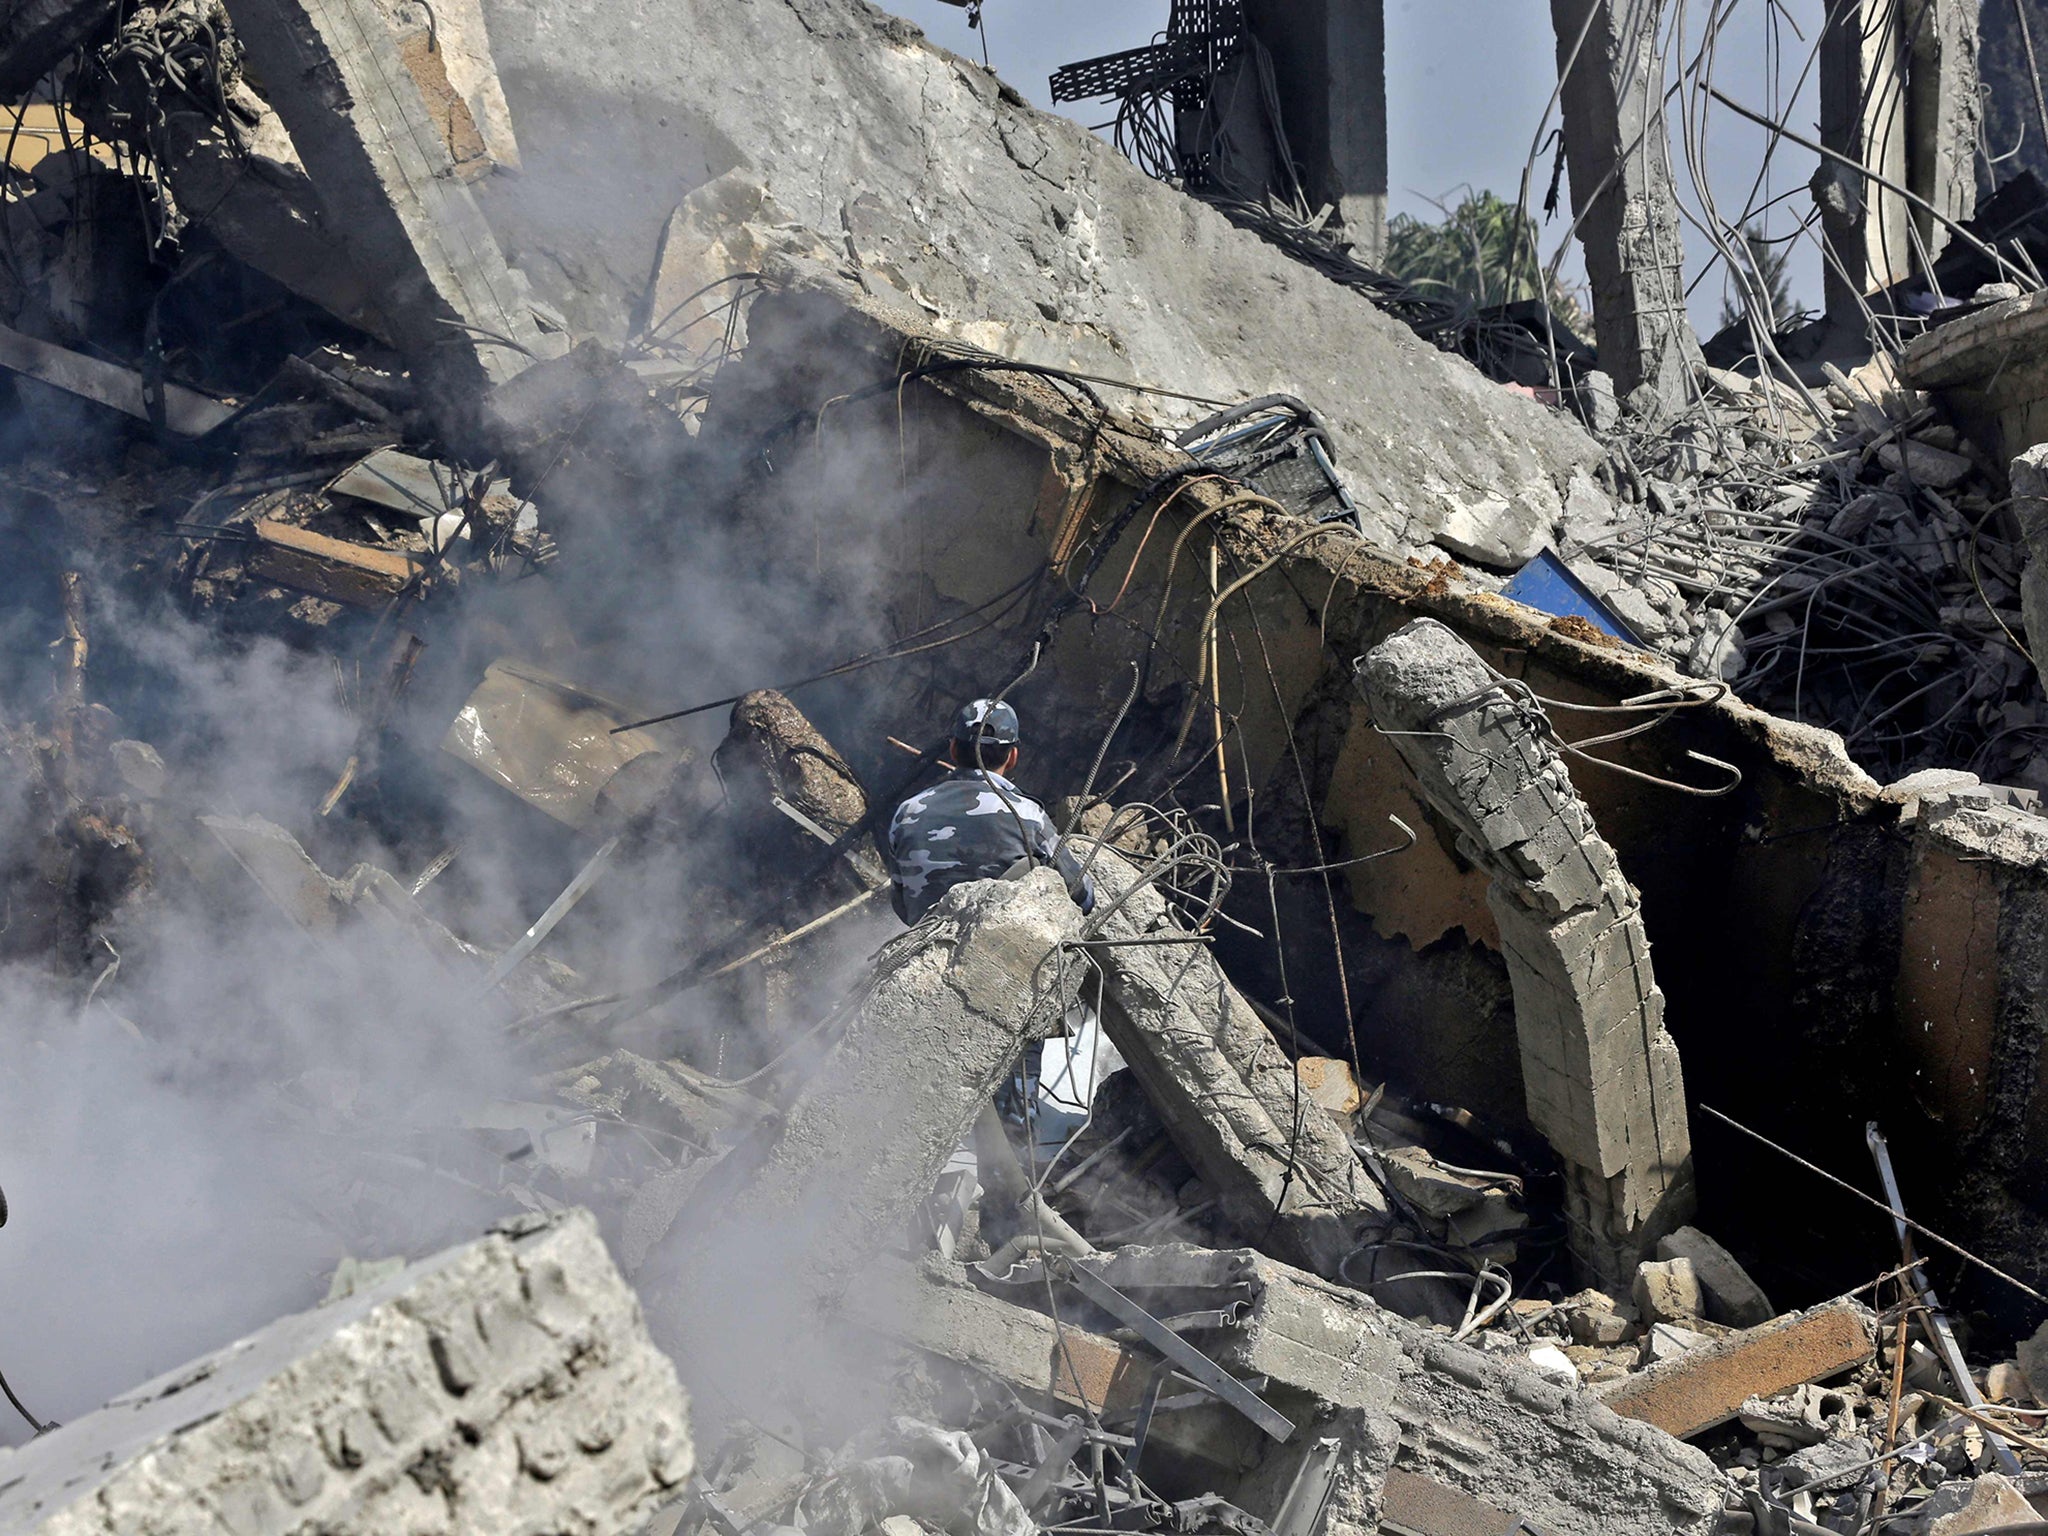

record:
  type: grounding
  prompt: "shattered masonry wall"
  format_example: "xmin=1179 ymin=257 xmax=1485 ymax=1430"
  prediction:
xmin=0 ymin=1212 xmax=691 ymax=1536
xmin=699 ymin=278 xmax=2048 ymax=1302
xmin=472 ymin=0 xmax=1612 ymax=566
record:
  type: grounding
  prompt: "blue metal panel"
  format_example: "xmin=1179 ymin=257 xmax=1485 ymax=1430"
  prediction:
xmin=1498 ymin=548 xmax=1644 ymax=646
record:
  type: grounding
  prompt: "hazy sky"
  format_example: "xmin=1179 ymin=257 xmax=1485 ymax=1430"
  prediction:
xmin=881 ymin=0 xmax=1829 ymax=332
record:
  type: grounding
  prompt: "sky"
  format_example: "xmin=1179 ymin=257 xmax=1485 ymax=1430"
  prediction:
xmin=881 ymin=0 xmax=1829 ymax=333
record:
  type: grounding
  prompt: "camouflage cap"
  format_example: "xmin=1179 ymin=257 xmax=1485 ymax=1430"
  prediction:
xmin=952 ymin=697 xmax=1021 ymax=750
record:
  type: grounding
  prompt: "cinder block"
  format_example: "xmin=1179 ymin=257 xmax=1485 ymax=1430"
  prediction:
xmin=0 ymin=1212 xmax=690 ymax=1536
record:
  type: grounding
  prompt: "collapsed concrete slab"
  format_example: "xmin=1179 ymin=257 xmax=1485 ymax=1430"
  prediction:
xmin=657 ymin=869 xmax=1083 ymax=1404
xmin=1356 ymin=619 xmax=1695 ymax=1285
xmin=223 ymin=0 xmax=543 ymax=420
xmin=0 ymin=0 xmax=114 ymax=97
xmin=1081 ymin=847 xmax=1388 ymax=1280
xmin=0 ymin=1210 xmax=691 ymax=1535
xmin=472 ymin=0 xmax=1614 ymax=566
xmin=636 ymin=264 xmax=2048 ymax=1322
xmin=850 ymin=1244 xmax=1725 ymax=1536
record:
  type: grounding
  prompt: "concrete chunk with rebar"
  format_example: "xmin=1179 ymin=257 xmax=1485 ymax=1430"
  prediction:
xmin=1355 ymin=619 xmax=1694 ymax=1286
xmin=655 ymin=869 xmax=1085 ymax=1421
xmin=1080 ymin=848 xmax=1389 ymax=1279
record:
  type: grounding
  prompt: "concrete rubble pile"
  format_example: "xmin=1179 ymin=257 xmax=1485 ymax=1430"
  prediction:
xmin=8 ymin=2 xmax=2048 ymax=1536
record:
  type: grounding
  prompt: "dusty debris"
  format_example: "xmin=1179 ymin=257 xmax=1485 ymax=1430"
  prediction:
xmin=11 ymin=0 xmax=2048 ymax=1534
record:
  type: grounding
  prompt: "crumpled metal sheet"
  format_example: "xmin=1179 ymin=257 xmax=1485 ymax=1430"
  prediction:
xmin=440 ymin=658 xmax=673 ymax=829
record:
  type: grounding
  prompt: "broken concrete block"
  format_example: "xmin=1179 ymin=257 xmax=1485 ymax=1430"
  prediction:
xmin=1920 ymin=1472 xmax=2039 ymax=1534
xmin=854 ymin=1244 xmax=1724 ymax=1535
xmin=661 ymin=870 xmax=1083 ymax=1403
xmin=1596 ymin=1301 xmax=1876 ymax=1439
xmin=1654 ymin=1236 xmax=1769 ymax=1327
xmin=1379 ymin=1146 xmax=1497 ymax=1219
xmin=1568 ymin=1297 xmax=1635 ymax=1347
xmin=0 ymin=1211 xmax=690 ymax=1535
xmin=1776 ymin=1434 xmax=1871 ymax=1496
xmin=1737 ymin=1382 xmax=1856 ymax=1449
xmin=1633 ymin=1257 xmax=1704 ymax=1325
xmin=1644 ymin=1322 xmax=1713 ymax=1363
xmin=1078 ymin=849 xmax=1387 ymax=1279
xmin=1355 ymin=619 xmax=1694 ymax=1286
xmin=1877 ymin=438 xmax=1974 ymax=490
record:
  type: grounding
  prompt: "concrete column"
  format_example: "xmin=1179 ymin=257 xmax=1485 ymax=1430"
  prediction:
xmin=1355 ymin=620 xmax=1695 ymax=1288
xmin=1241 ymin=0 xmax=1388 ymax=262
xmin=1904 ymin=0 xmax=1980 ymax=269
xmin=1548 ymin=0 xmax=1700 ymax=408
xmin=1817 ymin=0 xmax=1912 ymax=322
xmin=223 ymin=0 xmax=543 ymax=427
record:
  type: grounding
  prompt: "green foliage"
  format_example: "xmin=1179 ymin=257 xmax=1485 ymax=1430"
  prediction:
xmin=1718 ymin=224 xmax=1798 ymax=331
xmin=1383 ymin=188 xmax=1589 ymax=330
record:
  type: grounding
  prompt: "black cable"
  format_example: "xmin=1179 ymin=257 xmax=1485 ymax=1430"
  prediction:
xmin=0 ymin=1178 xmax=54 ymax=1436
xmin=611 ymin=565 xmax=1046 ymax=734
xmin=0 ymin=1361 xmax=51 ymax=1436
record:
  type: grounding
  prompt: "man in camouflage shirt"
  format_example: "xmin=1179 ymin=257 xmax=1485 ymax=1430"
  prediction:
xmin=886 ymin=698 xmax=1096 ymax=925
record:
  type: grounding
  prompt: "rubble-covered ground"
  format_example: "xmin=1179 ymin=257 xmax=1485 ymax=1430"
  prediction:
xmin=8 ymin=1 xmax=2048 ymax=1536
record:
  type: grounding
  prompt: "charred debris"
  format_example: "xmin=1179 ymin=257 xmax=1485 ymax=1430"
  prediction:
xmin=11 ymin=0 xmax=2048 ymax=1534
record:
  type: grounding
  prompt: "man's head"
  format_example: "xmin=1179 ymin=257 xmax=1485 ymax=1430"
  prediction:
xmin=948 ymin=697 xmax=1021 ymax=774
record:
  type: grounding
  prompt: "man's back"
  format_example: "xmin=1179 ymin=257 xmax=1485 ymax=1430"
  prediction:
xmin=888 ymin=768 xmax=1093 ymax=924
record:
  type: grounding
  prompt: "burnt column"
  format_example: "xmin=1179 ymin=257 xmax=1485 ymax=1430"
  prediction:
xmin=1817 ymin=0 xmax=1912 ymax=322
xmin=1241 ymin=0 xmax=1387 ymax=262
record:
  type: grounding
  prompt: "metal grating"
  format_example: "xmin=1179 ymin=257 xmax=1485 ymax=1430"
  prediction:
xmin=1049 ymin=0 xmax=1244 ymax=105
xmin=1050 ymin=36 xmax=1216 ymax=104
